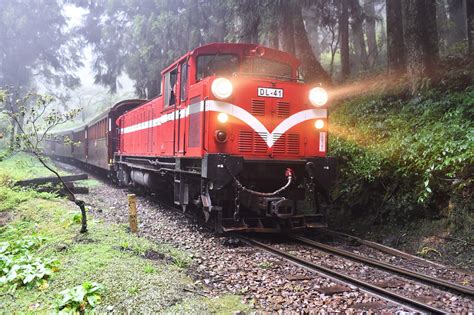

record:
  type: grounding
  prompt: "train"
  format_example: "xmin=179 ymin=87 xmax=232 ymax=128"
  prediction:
xmin=44 ymin=43 xmax=336 ymax=233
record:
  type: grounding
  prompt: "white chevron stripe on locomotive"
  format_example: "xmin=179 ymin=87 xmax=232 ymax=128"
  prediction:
xmin=120 ymin=100 xmax=327 ymax=148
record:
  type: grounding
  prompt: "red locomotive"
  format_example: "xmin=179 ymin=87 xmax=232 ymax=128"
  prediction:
xmin=46 ymin=43 xmax=335 ymax=232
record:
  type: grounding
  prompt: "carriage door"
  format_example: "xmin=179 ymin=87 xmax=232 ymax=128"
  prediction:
xmin=174 ymin=61 xmax=188 ymax=155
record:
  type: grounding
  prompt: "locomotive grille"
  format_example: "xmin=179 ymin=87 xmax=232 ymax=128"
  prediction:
xmin=276 ymin=101 xmax=290 ymax=117
xmin=254 ymin=132 xmax=268 ymax=153
xmin=238 ymin=131 xmax=270 ymax=153
xmin=272 ymin=133 xmax=300 ymax=154
xmin=239 ymin=131 xmax=300 ymax=154
xmin=251 ymin=99 xmax=265 ymax=116
xmin=272 ymin=133 xmax=286 ymax=154
xmin=287 ymin=134 xmax=300 ymax=154
xmin=238 ymin=131 xmax=253 ymax=152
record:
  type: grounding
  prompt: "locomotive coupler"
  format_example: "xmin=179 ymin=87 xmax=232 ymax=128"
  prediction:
xmin=265 ymin=197 xmax=295 ymax=218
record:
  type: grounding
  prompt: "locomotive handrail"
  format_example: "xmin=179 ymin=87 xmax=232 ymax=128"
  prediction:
xmin=149 ymin=159 xmax=176 ymax=167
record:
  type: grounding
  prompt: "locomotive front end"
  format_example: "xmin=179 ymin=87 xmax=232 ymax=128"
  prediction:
xmin=196 ymin=45 xmax=336 ymax=232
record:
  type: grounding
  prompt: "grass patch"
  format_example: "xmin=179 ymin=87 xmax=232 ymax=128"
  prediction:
xmin=0 ymin=153 xmax=61 ymax=212
xmin=0 ymin=154 xmax=250 ymax=313
xmin=0 ymin=152 xmax=58 ymax=181
xmin=164 ymin=294 xmax=252 ymax=314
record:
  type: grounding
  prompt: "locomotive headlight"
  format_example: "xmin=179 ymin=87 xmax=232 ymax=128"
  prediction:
xmin=212 ymin=77 xmax=233 ymax=100
xmin=315 ymin=119 xmax=325 ymax=129
xmin=309 ymin=87 xmax=328 ymax=107
xmin=217 ymin=112 xmax=229 ymax=123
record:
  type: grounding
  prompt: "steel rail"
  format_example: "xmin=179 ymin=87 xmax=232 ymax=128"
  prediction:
xmin=321 ymin=229 xmax=453 ymax=269
xmin=289 ymin=234 xmax=474 ymax=298
xmin=238 ymin=235 xmax=446 ymax=314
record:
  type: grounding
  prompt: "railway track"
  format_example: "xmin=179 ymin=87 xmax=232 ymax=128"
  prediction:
xmin=108 ymin=185 xmax=473 ymax=312
xmin=238 ymin=235 xmax=446 ymax=314
xmin=289 ymin=234 xmax=474 ymax=297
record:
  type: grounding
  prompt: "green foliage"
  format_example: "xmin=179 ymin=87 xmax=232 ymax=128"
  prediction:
xmin=0 ymin=185 xmax=55 ymax=212
xmin=70 ymin=212 xmax=82 ymax=225
xmin=1 ymin=92 xmax=82 ymax=154
xmin=329 ymin=87 xmax=473 ymax=228
xmin=0 ymin=149 xmax=12 ymax=162
xmin=143 ymin=263 xmax=156 ymax=274
xmin=57 ymin=281 xmax=104 ymax=313
xmin=257 ymin=261 xmax=273 ymax=269
xmin=158 ymin=245 xmax=193 ymax=269
xmin=0 ymin=155 xmax=246 ymax=313
xmin=0 ymin=235 xmax=59 ymax=291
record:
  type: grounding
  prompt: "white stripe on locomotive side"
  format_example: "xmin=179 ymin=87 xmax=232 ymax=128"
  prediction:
xmin=120 ymin=101 xmax=327 ymax=148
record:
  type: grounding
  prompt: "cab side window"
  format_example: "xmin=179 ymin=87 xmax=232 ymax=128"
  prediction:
xmin=164 ymin=67 xmax=178 ymax=107
xmin=180 ymin=62 xmax=188 ymax=101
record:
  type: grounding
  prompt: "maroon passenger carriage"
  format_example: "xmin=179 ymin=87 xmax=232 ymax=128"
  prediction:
xmin=44 ymin=99 xmax=146 ymax=171
xmin=113 ymin=43 xmax=336 ymax=232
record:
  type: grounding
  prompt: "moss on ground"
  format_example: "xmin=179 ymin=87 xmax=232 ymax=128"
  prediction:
xmin=0 ymin=153 xmax=250 ymax=313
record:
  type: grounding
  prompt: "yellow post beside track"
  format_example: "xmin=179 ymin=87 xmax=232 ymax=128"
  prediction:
xmin=128 ymin=194 xmax=138 ymax=233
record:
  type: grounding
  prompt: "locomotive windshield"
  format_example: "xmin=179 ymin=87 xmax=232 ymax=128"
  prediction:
xmin=241 ymin=57 xmax=293 ymax=80
xmin=196 ymin=54 xmax=239 ymax=81
xmin=196 ymin=53 xmax=293 ymax=81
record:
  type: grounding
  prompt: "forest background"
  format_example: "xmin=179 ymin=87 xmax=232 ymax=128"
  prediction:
xmin=0 ymin=0 xmax=472 ymax=263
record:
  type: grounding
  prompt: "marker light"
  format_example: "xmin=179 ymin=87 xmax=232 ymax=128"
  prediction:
xmin=211 ymin=77 xmax=233 ymax=100
xmin=315 ymin=119 xmax=325 ymax=129
xmin=215 ymin=130 xmax=228 ymax=143
xmin=309 ymin=87 xmax=328 ymax=107
xmin=217 ymin=112 xmax=229 ymax=123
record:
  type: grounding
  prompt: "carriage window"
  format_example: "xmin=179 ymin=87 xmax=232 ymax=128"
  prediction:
xmin=196 ymin=54 xmax=239 ymax=81
xmin=164 ymin=67 xmax=178 ymax=107
xmin=180 ymin=62 xmax=188 ymax=101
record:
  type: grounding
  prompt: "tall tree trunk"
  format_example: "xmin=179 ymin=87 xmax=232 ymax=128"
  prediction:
xmin=7 ymin=90 xmax=19 ymax=151
xmin=467 ymin=0 xmax=474 ymax=53
xmin=278 ymin=1 xmax=296 ymax=54
xmin=425 ymin=0 xmax=440 ymax=61
xmin=339 ymin=0 xmax=350 ymax=80
xmin=386 ymin=0 xmax=406 ymax=74
xmin=403 ymin=0 xmax=439 ymax=79
xmin=302 ymin=11 xmax=321 ymax=60
xmin=268 ymin=16 xmax=279 ymax=49
xmin=234 ymin=0 xmax=259 ymax=44
xmin=210 ymin=6 xmax=226 ymax=42
xmin=293 ymin=4 xmax=332 ymax=86
xmin=9 ymin=119 xmax=16 ymax=151
xmin=364 ymin=0 xmax=378 ymax=67
xmin=350 ymin=0 xmax=369 ymax=71
xmin=447 ymin=0 xmax=466 ymax=46
xmin=436 ymin=0 xmax=449 ymax=55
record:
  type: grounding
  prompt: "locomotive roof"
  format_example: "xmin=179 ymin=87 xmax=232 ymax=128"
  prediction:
xmin=161 ymin=42 xmax=300 ymax=74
